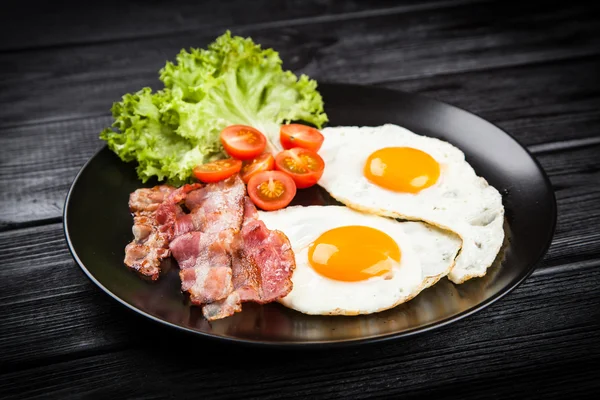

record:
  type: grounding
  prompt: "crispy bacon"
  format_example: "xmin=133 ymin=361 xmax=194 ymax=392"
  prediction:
xmin=202 ymin=291 xmax=242 ymax=320
xmin=129 ymin=185 xmax=176 ymax=213
xmin=205 ymin=197 xmax=295 ymax=319
xmin=236 ymin=197 xmax=295 ymax=302
xmin=171 ymin=230 xmax=234 ymax=304
xmin=124 ymin=183 xmax=201 ymax=280
xmin=123 ymin=214 xmax=170 ymax=280
xmin=169 ymin=176 xmax=245 ymax=316
xmin=125 ymin=175 xmax=296 ymax=321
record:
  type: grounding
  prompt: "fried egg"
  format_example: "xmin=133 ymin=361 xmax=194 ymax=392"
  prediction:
xmin=258 ymin=206 xmax=461 ymax=315
xmin=317 ymin=124 xmax=505 ymax=284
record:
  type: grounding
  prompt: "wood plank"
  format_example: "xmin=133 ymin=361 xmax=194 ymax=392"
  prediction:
xmin=2 ymin=1 xmax=598 ymax=397
xmin=0 ymin=259 xmax=598 ymax=399
xmin=0 ymin=142 xmax=599 ymax=369
xmin=2 ymin=57 xmax=599 ymax=227
xmin=1 ymin=1 xmax=599 ymax=127
xmin=384 ymin=57 xmax=600 ymax=147
xmin=538 ymin=146 xmax=600 ymax=266
xmin=0 ymin=0 xmax=456 ymax=52
xmin=0 ymin=116 xmax=107 ymax=229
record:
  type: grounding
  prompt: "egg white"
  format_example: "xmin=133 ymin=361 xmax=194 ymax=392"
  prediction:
xmin=258 ymin=206 xmax=461 ymax=316
xmin=317 ymin=124 xmax=505 ymax=284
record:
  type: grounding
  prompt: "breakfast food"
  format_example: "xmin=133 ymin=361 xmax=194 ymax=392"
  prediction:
xmin=317 ymin=124 xmax=505 ymax=283
xmin=124 ymin=183 xmax=202 ymax=280
xmin=100 ymin=31 xmax=327 ymax=185
xmin=247 ymin=170 xmax=297 ymax=211
xmin=240 ymin=153 xmax=276 ymax=184
xmin=107 ymin=32 xmax=507 ymax=322
xmin=274 ymin=147 xmax=325 ymax=189
xmin=121 ymin=121 xmax=506 ymax=320
xmin=259 ymin=206 xmax=462 ymax=315
xmin=228 ymin=197 xmax=296 ymax=305
xmin=279 ymin=124 xmax=325 ymax=152
xmin=124 ymin=176 xmax=295 ymax=320
xmin=169 ymin=176 xmax=247 ymax=314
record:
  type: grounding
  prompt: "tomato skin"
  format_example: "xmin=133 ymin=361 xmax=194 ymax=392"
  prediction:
xmin=240 ymin=153 xmax=275 ymax=184
xmin=275 ymin=147 xmax=325 ymax=189
xmin=192 ymin=158 xmax=242 ymax=183
xmin=247 ymin=171 xmax=296 ymax=211
xmin=220 ymin=125 xmax=267 ymax=160
xmin=280 ymin=124 xmax=324 ymax=152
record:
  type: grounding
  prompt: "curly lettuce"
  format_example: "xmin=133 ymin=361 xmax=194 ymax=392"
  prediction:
xmin=100 ymin=31 xmax=328 ymax=185
xmin=100 ymin=88 xmax=222 ymax=185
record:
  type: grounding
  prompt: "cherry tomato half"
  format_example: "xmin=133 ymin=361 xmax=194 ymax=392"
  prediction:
xmin=280 ymin=124 xmax=324 ymax=152
xmin=247 ymin=171 xmax=297 ymax=211
xmin=192 ymin=158 xmax=242 ymax=183
xmin=275 ymin=147 xmax=325 ymax=189
xmin=240 ymin=153 xmax=275 ymax=184
xmin=220 ymin=125 xmax=267 ymax=160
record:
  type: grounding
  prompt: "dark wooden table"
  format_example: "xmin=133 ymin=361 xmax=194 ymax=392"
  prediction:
xmin=1 ymin=0 xmax=599 ymax=398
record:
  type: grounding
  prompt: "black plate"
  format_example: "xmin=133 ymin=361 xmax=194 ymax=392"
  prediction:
xmin=64 ymin=83 xmax=556 ymax=347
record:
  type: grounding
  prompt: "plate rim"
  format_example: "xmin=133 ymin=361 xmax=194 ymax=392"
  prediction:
xmin=63 ymin=83 xmax=557 ymax=348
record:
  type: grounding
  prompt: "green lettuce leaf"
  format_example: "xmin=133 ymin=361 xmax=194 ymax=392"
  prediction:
xmin=100 ymin=30 xmax=328 ymax=185
xmin=160 ymin=30 xmax=328 ymax=151
xmin=100 ymin=88 xmax=222 ymax=185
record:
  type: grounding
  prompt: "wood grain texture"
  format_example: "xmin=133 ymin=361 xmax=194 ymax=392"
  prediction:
xmin=2 ymin=0 xmax=600 ymax=398
xmin=386 ymin=57 xmax=600 ymax=147
xmin=1 ymin=1 xmax=599 ymax=127
xmin=0 ymin=116 xmax=107 ymax=229
xmin=0 ymin=258 xmax=598 ymax=399
xmin=538 ymin=145 xmax=600 ymax=265
xmin=0 ymin=0 xmax=461 ymax=52
xmin=2 ymin=57 xmax=599 ymax=227
xmin=0 ymin=144 xmax=598 ymax=371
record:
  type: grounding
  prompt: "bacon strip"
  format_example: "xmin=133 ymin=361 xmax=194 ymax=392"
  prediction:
xmin=172 ymin=230 xmax=234 ymax=304
xmin=168 ymin=176 xmax=245 ymax=315
xmin=124 ymin=183 xmax=201 ymax=280
xmin=236 ymin=196 xmax=295 ymax=302
xmin=125 ymin=176 xmax=296 ymax=321
xmin=204 ymin=197 xmax=295 ymax=320
xmin=128 ymin=185 xmax=176 ymax=213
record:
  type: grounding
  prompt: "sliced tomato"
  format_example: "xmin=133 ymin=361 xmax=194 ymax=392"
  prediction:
xmin=280 ymin=124 xmax=324 ymax=152
xmin=275 ymin=147 xmax=325 ymax=189
xmin=192 ymin=158 xmax=242 ymax=183
xmin=247 ymin=171 xmax=296 ymax=211
xmin=220 ymin=125 xmax=267 ymax=160
xmin=240 ymin=153 xmax=275 ymax=184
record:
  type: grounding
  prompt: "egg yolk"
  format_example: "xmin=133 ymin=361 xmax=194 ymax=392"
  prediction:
xmin=308 ymin=225 xmax=401 ymax=282
xmin=364 ymin=147 xmax=440 ymax=193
